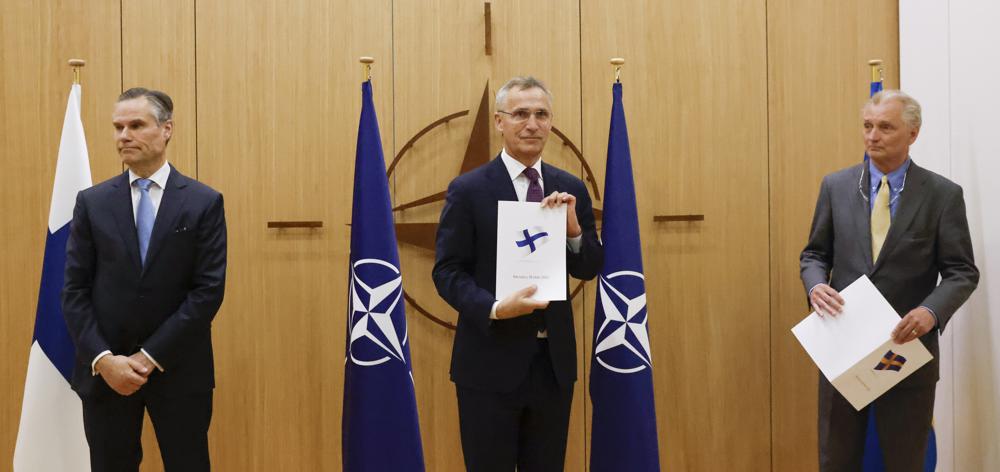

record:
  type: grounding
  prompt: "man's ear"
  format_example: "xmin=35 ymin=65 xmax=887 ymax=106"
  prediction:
xmin=908 ymin=125 xmax=920 ymax=145
xmin=162 ymin=120 xmax=173 ymax=143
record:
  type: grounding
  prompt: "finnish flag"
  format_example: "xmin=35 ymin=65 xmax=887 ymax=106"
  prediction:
xmin=14 ymin=83 xmax=92 ymax=471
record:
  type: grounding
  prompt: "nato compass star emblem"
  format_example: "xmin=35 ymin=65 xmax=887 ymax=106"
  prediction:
xmin=347 ymin=258 xmax=409 ymax=367
xmin=594 ymin=270 xmax=653 ymax=374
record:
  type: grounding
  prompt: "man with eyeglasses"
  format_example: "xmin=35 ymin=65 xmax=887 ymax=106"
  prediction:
xmin=800 ymin=90 xmax=978 ymax=470
xmin=433 ymin=76 xmax=603 ymax=471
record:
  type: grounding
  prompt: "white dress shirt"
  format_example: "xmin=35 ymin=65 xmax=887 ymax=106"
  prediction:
xmin=128 ymin=160 xmax=171 ymax=224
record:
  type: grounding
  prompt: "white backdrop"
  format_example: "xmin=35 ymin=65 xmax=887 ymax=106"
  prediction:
xmin=900 ymin=1 xmax=1000 ymax=470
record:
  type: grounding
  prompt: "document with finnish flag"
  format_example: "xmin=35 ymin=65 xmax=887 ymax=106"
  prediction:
xmin=791 ymin=275 xmax=933 ymax=410
xmin=495 ymin=201 xmax=567 ymax=301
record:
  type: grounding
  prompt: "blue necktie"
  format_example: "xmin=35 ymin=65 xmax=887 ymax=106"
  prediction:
xmin=136 ymin=178 xmax=155 ymax=265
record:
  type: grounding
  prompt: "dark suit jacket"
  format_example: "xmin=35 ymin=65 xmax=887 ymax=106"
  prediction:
xmin=800 ymin=160 xmax=978 ymax=386
xmin=62 ymin=165 xmax=227 ymax=398
xmin=433 ymin=156 xmax=603 ymax=392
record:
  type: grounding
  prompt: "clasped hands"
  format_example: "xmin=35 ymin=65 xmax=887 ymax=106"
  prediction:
xmin=495 ymin=191 xmax=579 ymax=320
xmin=810 ymin=283 xmax=935 ymax=344
xmin=95 ymin=352 xmax=156 ymax=396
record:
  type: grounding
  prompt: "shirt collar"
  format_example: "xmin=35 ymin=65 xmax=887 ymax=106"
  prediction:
xmin=500 ymin=148 xmax=543 ymax=182
xmin=129 ymin=161 xmax=171 ymax=189
xmin=869 ymin=157 xmax=910 ymax=192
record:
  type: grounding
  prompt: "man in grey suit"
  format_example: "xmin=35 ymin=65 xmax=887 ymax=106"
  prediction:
xmin=800 ymin=90 xmax=978 ymax=471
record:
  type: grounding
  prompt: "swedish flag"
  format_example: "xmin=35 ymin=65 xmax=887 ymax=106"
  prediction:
xmin=873 ymin=350 xmax=906 ymax=372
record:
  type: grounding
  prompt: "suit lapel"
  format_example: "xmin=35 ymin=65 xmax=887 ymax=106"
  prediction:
xmin=540 ymin=162 xmax=560 ymax=196
xmin=108 ymin=172 xmax=143 ymax=273
xmin=488 ymin=154 xmax=518 ymax=202
xmin=849 ymin=164 xmax=874 ymax=269
xmin=873 ymin=162 xmax=929 ymax=272
xmin=143 ymin=165 xmax=189 ymax=273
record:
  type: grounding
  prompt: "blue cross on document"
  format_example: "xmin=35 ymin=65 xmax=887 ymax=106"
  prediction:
xmin=515 ymin=228 xmax=548 ymax=253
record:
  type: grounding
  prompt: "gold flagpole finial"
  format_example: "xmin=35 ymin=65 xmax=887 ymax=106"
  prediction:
xmin=360 ymin=57 xmax=374 ymax=82
xmin=68 ymin=59 xmax=86 ymax=85
xmin=610 ymin=57 xmax=625 ymax=83
xmin=868 ymin=59 xmax=884 ymax=84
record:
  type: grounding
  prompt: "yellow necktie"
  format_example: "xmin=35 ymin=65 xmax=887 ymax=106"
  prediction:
xmin=871 ymin=175 xmax=890 ymax=262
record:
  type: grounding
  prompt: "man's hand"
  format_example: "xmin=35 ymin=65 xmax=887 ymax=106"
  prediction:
xmin=496 ymin=285 xmax=550 ymax=320
xmin=810 ymin=283 xmax=844 ymax=317
xmin=540 ymin=191 xmax=581 ymax=238
xmin=95 ymin=354 xmax=149 ymax=396
xmin=129 ymin=352 xmax=156 ymax=378
xmin=891 ymin=307 xmax=936 ymax=344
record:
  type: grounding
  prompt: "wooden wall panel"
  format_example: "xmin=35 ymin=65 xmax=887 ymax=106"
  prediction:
xmin=392 ymin=1 xmax=588 ymax=469
xmin=767 ymin=1 xmax=899 ymax=470
xmin=0 ymin=1 xmax=902 ymax=470
xmin=581 ymin=0 xmax=771 ymax=470
xmin=122 ymin=0 xmax=198 ymax=178
xmin=488 ymin=3 xmax=589 ymax=469
xmin=390 ymin=2 xmax=489 ymax=471
xmin=120 ymin=3 xmax=198 ymax=468
xmin=0 ymin=0 xmax=121 ymax=466
xmin=195 ymin=1 xmax=392 ymax=470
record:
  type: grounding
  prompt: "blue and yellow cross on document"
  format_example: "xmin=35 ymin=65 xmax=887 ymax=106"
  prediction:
xmin=874 ymin=350 xmax=907 ymax=372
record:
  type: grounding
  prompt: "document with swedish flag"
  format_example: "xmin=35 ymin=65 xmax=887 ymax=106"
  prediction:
xmin=792 ymin=275 xmax=932 ymax=410
xmin=495 ymin=201 xmax=566 ymax=301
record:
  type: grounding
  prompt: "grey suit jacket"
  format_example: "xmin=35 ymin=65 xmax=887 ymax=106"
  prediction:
xmin=800 ymin=160 xmax=978 ymax=386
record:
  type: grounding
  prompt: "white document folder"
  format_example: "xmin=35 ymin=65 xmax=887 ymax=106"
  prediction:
xmin=791 ymin=275 xmax=933 ymax=410
xmin=495 ymin=201 xmax=567 ymax=301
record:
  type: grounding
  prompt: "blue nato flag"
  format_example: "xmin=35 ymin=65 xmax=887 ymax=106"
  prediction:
xmin=861 ymin=70 xmax=936 ymax=472
xmin=589 ymin=82 xmax=661 ymax=471
xmin=342 ymin=80 xmax=425 ymax=471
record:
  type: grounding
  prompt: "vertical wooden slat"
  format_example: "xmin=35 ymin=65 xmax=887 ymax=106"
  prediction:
xmin=767 ymin=1 xmax=899 ymax=470
xmin=0 ymin=0 xmax=122 ymax=465
xmin=581 ymin=0 xmax=771 ymax=469
xmin=195 ymin=1 xmax=392 ymax=469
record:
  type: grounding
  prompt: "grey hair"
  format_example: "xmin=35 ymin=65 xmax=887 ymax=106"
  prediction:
xmin=117 ymin=87 xmax=173 ymax=124
xmin=495 ymin=76 xmax=553 ymax=111
xmin=866 ymin=89 xmax=922 ymax=129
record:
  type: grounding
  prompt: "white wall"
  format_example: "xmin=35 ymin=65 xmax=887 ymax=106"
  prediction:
xmin=900 ymin=1 xmax=1000 ymax=470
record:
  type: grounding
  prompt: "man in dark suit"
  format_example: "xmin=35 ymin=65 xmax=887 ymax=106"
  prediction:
xmin=433 ymin=76 xmax=603 ymax=471
xmin=62 ymin=87 xmax=226 ymax=472
xmin=801 ymin=89 xmax=978 ymax=471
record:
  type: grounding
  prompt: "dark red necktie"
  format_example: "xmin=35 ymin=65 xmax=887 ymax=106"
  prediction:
xmin=523 ymin=167 xmax=543 ymax=202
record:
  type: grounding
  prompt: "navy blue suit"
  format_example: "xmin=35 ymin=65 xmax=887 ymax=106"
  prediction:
xmin=63 ymin=165 xmax=226 ymax=471
xmin=433 ymin=156 xmax=602 ymax=471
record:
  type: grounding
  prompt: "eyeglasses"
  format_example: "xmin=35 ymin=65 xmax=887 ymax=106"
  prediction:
xmin=497 ymin=109 xmax=552 ymax=124
xmin=857 ymin=162 xmax=907 ymax=205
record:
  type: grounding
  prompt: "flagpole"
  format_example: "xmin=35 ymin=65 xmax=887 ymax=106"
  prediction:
xmin=868 ymin=59 xmax=883 ymax=85
xmin=15 ymin=57 xmax=93 ymax=472
xmin=611 ymin=57 xmax=625 ymax=83
xmin=591 ymin=56 xmax=661 ymax=471
xmin=68 ymin=58 xmax=85 ymax=85
xmin=360 ymin=56 xmax=374 ymax=82
xmin=344 ymin=55 xmax=425 ymax=471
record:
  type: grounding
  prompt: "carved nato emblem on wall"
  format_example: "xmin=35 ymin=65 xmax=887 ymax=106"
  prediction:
xmin=389 ymin=83 xmax=602 ymax=330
